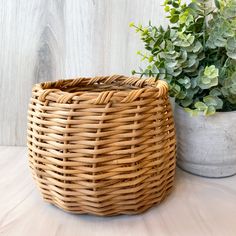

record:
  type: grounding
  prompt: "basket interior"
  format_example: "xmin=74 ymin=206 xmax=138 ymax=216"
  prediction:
xmin=58 ymin=83 xmax=141 ymax=93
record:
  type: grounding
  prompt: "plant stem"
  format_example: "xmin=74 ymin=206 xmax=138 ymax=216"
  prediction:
xmin=202 ymin=1 xmax=207 ymax=54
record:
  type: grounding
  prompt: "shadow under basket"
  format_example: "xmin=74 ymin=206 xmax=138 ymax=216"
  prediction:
xmin=27 ymin=75 xmax=176 ymax=216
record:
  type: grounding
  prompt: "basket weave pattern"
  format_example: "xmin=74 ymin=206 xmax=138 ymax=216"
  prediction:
xmin=27 ymin=75 xmax=176 ymax=216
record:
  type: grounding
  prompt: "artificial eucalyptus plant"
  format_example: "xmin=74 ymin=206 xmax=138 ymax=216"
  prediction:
xmin=131 ymin=0 xmax=236 ymax=115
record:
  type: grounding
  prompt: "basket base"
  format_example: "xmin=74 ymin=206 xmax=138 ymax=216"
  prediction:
xmin=42 ymin=187 xmax=174 ymax=216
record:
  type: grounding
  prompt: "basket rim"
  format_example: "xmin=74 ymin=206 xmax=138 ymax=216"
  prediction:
xmin=32 ymin=75 xmax=169 ymax=104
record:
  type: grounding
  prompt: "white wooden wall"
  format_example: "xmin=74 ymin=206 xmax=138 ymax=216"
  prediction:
xmin=0 ymin=0 xmax=167 ymax=146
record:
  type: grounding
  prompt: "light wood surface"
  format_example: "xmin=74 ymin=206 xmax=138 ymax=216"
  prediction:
xmin=1 ymin=146 xmax=236 ymax=236
xmin=0 ymin=0 xmax=167 ymax=146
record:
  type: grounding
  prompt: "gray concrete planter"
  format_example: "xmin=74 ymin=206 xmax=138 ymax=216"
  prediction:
xmin=169 ymin=97 xmax=175 ymax=111
xmin=175 ymin=104 xmax=236 ymax=177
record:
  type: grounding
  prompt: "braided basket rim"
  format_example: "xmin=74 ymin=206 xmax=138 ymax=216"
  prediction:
xmin=32 ymin=75 xmax=169 ymax=104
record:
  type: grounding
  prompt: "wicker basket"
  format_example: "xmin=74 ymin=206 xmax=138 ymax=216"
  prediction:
xmin=27 ymin=75 xmax=176 ymax=216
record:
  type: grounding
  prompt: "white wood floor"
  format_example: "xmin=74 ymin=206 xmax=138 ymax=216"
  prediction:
xmin=1 ymin=146 xmax=236 ymax=236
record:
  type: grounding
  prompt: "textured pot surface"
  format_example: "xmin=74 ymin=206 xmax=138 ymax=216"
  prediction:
xmin=175 ymin=104 xmax=236 ymax=177
xmin=169 ymin=97 xmax=175 ymax=111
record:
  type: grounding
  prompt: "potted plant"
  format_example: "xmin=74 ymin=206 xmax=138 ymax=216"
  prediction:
xmin=131 ymin=0 xmax=236 ymax=177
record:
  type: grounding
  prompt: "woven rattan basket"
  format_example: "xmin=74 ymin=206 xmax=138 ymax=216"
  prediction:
xmin=27 ymin=75 xmax=176 ymax=216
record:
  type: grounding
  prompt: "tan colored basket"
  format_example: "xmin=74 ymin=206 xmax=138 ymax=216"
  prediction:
xmin=27 ymin=75 xmax=176 ymax=216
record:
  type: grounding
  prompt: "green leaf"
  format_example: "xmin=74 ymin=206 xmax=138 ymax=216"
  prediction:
xmin=198 ymin=76 xmax=218 ymax=89
xmin=170 ymin=15 xmax=179 ymax=23
xmin=203 ymin=96 xmax=218 ymax=106
xmin=172 ymin=1 xmax=180 ymax=8
xmin=164 ymin=5 xmax=170 ymax=12
xmin=223 ymin=5 xmax=236 ymax=19
xmin=192 ymin=41 xmax=203 ymax=53
xmin=229 ymin=84 xmax=236 ymax=94
xmin=178 ymin=50 xmax=187 ymax=63
xmin=181 ymin=97 xmax=193 ymax=107
xmin=178 ymin=76 xmax=190 ymax=85
xmin=226 ymin=37 xmax=236 ymax=51
xmin=171 ymin=83 xmax=181 ymax=94
xmin=227 ymin=51 xmax=236 ymax=60
xmin=182 ymin=57 xmax=197 ymax=68
xmin=206 ymin=38 xmax=216 ymax=49
xmin=210 ymin=88 xmax=222 ymax=97
xmin=228 ymin=94 xmax=236 ymax=104
xmin=214 ymin=37 xmax=227 ymax=47
xmin=231 ymin=72 xmax=236 ymax=83
xmin=159 ymin=68 xmax=166 ymax=80
xmin=149 ymin=55 xmax=154 ymax=62
xmin=172 ymin=68 xmax=182 ymax=76
xmin=184 ymin=108 xmax=199 ymax=116
xmin=151 ymin=64 xmax=159 ymax=74
xmin=214 ymin=0 xmax=220 ymax=9
xmin=203 ymin=95 xmax=223 ymax=109
xmin=204 ymin=65 xmax=219 ymax=79
xmin=179 ymin=10 xmax=194 ymax=25
xmin=195 ymin=101 xmax=207 ymax=111
xmin=226 ymin=37 xmax=236 ymax=59
xmin=176 ymin=90 xmax=187 ymax=99
xmin=201 ymin=76 xmax=211 ymax=84
xmin=129 ymin=22 xmax=135 ymax=27
xmin=188 ymin=2 xmax=201 ymax=12
xmin=204 ymin=106 xmax=216 ymax=116
xmin=166 ymin=60 xmax=178 ymax=68
xmin=174 ymin=33 xmax=195 ymax=47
